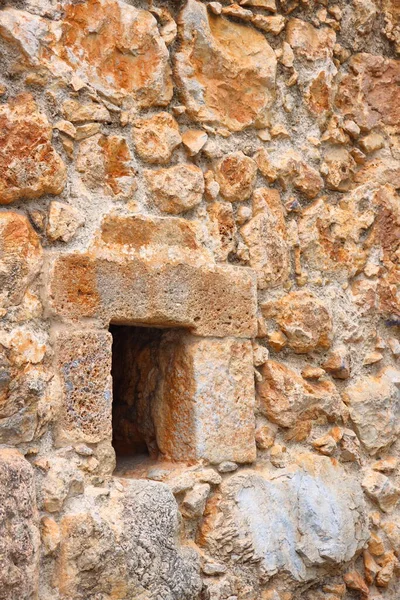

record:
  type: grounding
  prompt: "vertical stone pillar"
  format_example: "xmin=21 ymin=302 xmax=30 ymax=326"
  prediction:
xmin=153 ymin=332 xmax=256 ymax=464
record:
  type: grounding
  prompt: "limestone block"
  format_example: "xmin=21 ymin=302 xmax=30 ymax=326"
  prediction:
xmin=47 ymin=201 xmax=85 ymax=243
xmin=199 ymin=453 xmax=368 ymax=583
xmin=0 ymin=212 xmax=42 ymax=310
xmin=154 ymin=333 xmax=256 ymax=464
xmin=241 ymin=188 xmax=289 ymax=289
xmin=0 ymin=1 xmax=172 ymax=108
xmin=256 ymin=360 xmax=342 ymax=428
xmin=344 ymin=367 xmax=400 ymax=455
xmin=47 ymin=254 xmax=257 ymax=338
xmin=76 ymin=134 xmax=136 ymax=199
xmin=214 ymin=152 xmax=257 ymax=202
xmin=0 ymin=94 xmax=66 ymax=204
xmin=336 ymin=53 xmax=400 ymax=133
xmin=54 ymin=330 xmax=113 ymax=445
xmin=56 ymin=479 xmax=201 ymax=600
xmin=144 ymin=164 xmax=204 ymax=214
xmin=261 ymin=291 xmax=332 ymax=353
xmin=174 ymin=0 xmax=276 ymax=132
xmin=286 ymin=18 xmax=336 ymax=61
xmin=0 ymin=449 xmax=40 ymax=600
xmin=133 ymin=113 xmax=182 ymax=164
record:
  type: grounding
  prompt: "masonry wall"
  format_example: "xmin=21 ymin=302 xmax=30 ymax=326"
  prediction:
xmin=0 ymin=0 xmax=399 ymax=599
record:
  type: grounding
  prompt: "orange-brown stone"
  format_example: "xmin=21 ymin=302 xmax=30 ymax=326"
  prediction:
xmin=174 ymin=0 xmax=276 ymax=132
xmin=0 ymin=95 xmax=66 ymax=204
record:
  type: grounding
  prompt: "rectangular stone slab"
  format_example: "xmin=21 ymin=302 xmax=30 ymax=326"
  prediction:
xmin=46 ymin=253 xmax=257 ymax=338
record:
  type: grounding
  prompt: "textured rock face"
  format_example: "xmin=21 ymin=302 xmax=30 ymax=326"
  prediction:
xmin=257 ymin=360 xmax=342 ymax=428
xmin=200 ymin=454 xmax=368 ymax=582
xmin=56 ymin=479 xmax=201 ymax=600
xmin=0 ymin=0 xmax=173 ymax=108
xmin=0 ymin=95 xmax=66 ymax=204
xmin=0 ymin=0 xmax=400 ymax=598
xmin=154 ymin=333 xmax=256 ymax=463
xmin=175 ymin=0 xmax=276 ymax=131
xmin=0 ymin=449 xmax=40 ymax=600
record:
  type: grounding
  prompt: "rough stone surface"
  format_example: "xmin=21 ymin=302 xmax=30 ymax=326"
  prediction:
xmin=344 ymin=368 xmax=400 ymax=455
xmin=257 ymin=360 xmax=342 ymax=428
xmin=56 ymin=479 xmax=201 ymax=600
xmin=0 ymin=94 xmax=66 ymax=204
xmin=199 ymin=453 xmax=368 ymax=582
xmin=174 ymin=0 xmax=276 ymax=131
xmin=241 ymin=188 xmax=289 ymax=289
xmin=144 ymin=164 xmax=204 ymax=214
xmin=1 ymin=1 xmax=400 ymax=598
xmin=0 ymin=449 xmax=40 ymax=600
xmin=154 ymin=333 xmax=256 ymax=463
xmin=0 ymin=212 xmax=42 ymax=310
xmin=133 ymin=112 xmax=182 ymax=164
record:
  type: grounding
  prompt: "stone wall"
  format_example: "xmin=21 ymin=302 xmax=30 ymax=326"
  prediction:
xmin=0 ymin=0 xmax=399 ymax=599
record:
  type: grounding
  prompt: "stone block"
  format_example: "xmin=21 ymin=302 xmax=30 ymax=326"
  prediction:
xmin=54 ymin=330 xmax=112 ymax=445
xmin=154 ymin=333 xmax=256 ymax=464
xmin=0 ymin=449 xmax=40 ymax=600
xmin=47 ymin=253 xmax=257 ymax=338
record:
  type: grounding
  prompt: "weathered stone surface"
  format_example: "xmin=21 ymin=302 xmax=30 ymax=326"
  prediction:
xmin=297 ymin=184 xmax=377 ymax=279
xmin=256 ymin=148 xmax=323 ymax=199
xmin=256 ymin=360 xmax=342 ymax=427
xmin=286 ymin=18 xmax=336 ymax=61
xmin=207 ymin=201 xmax=236 ymax=262
xmin=199 ymin=453 xmax=368 ymax=583
xmin=154 ymin=333 xmax=256 ymax=463
xmin=261 ymin=291 xmax=332 ymax=353
xmin=0 ymin=212 xmax=42 ymax=310
xmin=56 ymin=480 xmax=201 ymax=600
xmin=76 ymin=134 xmax=136 ymax=199
xmin=54 ymin=330 xmax=113 ymax=445
xmin=362 ymin=470 xmax=400 ymax=513
xmin=0 ymin=1 xmax=173 ymax=108
xmin=0 ymin=94 xmax=66 ymax=204
xmin=47 ymin=251 xmax=257 ymax=338
xmin=344 ymin=367 xmax=400 ymax=455
xmin=0 ymin=449 xmax=40 ymax=600
xmin=174 ymin=0 xmax=276 ymax=131
xmin=336 ymin=54 xmax=400 ymax=132
xmin=133 ymin=113 xmax=182 ymax=164
xmin=214 ymin=152 xmax=257 ymax=202
xmin=47 ymin=201 xmax=84 ymax=242
xmin=241 ymin=188 xmax=289 ymax=289
xmin=38 ymin=455 xmax=84 ymax=513
xmin=145 ymin=164 xmax=204 ymax=214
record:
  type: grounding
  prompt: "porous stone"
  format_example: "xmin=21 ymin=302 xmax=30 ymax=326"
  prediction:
xmin=133 ymin=113 xmax=182 ymax=164
xmin=0 ymin=94 xmax=66 ymax=204
xmin=76 ymin=134 xmax=137 ymax=199
xmin=54 ymin=330 xmax=113 ymax=446
xmin=336 ymin=54 xmax=400 ymax=132
xmin=0 ymin=1 xmax=173 ymax=108
xmin=261 ymin=291 xmax=332 ymax=353
xmin=145 ymin=164 xmax=204 ymax=214
xmin=0 ymin=449 xmax=40 ymax=600
xmin=174 ymin=0 xmax=276 ymax=132
xmin=56 ymin=480 xmax=201 ymax=599
xmin=47 ymin=227 xmax=257 ymax=338
xmin=286 ymin=18 xmax=336 ymax=61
